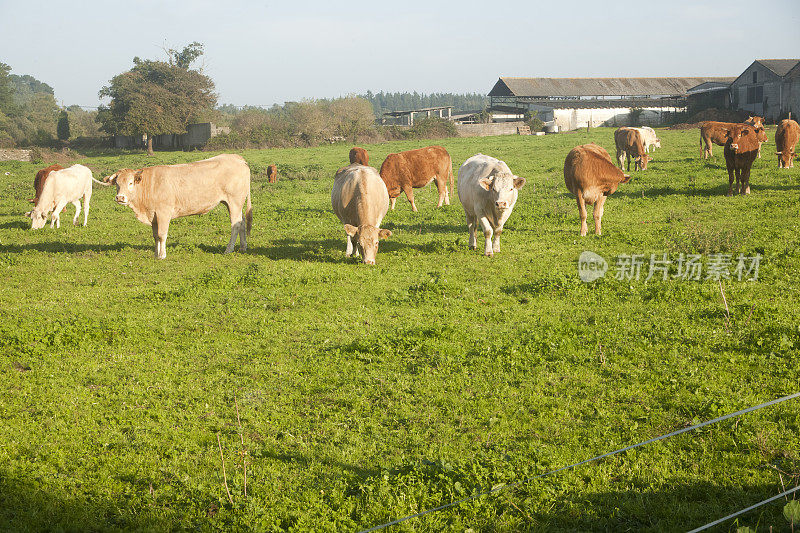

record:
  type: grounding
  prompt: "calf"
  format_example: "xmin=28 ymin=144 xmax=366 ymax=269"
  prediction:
xmin=457 ymin=154 xmax=525 ymax=257
xmin=331 ymin=163 xmax=391 ymax=264
xmin=105 ymin=154 xmax=252 ymax=259
xmin=349 ymin=146 xmax=369 ymax=165
xmin=775 ymin=119 xmax=800 ymax=168
xmin=564 ymin=144 xmax=630 ymax=236
xmin=723 ymin=123 xmax=768 ymax=195
xmin=30 ymin=164 xmax=64 ymax=204
xmin=746 ymin=116 xmax=766 ymax=158
xmin=379 ymin=145 xmax=453 ymax=211
xmin=634 ymin=126 xmax=661 ymax=152
xmin=266 ymin=164 xmax=277 ymax=183
xmin=614 ymin=127 xmax=652 ymax=170
xmin=25 ymin=164 xmax=98 ymax=229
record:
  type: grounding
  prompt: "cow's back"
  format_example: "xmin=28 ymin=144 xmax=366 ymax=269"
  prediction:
xmin=332 ymin=164 xmax=389 ymax=228
xmin=776 ymin=119 xmax=800 ymax=148
xmin=33 ymin=164 xmax=64 ymax=203
xmin=380 ymin=145 xmax=451 ymax=190
xmin=565 ymin=145 xmax=626 ymax=199
xmin=37 ymin=164 xmax=92 ymax=208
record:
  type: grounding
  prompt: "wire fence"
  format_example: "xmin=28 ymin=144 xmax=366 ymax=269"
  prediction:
xmin=687 ymin=485 xmax=800 ymax=532
xmin=358 ymin=391 xmax=800 ymax=533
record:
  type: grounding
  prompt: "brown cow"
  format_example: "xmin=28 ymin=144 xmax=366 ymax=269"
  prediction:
xmin=565 ymin=144 xmax=630 ymax=236
xmin=267 ymin=164 xmax=277 ymax=183
xmin=775 ymin=119 xmax=800 ymax=168
xmin=700 ymin=116 xmax=764 ymax=159
xmin=723 ymin=123 xmax=768 ymax=195
xmin=614 ymin=127 xmax=652 ymax=171
xmin=379 ymin=145 xmax=453 ymax=211
xmin=349 ymin=147 xmax=369 ymax=165
xmin=31 ymin=164 xmax=64 ymax=204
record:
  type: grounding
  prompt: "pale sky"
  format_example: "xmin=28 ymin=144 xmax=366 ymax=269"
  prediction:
xmin=1 ymin=0 xmax=798 ymax=108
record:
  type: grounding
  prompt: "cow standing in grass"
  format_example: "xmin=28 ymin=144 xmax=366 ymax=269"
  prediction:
xmin=331 ymin=163 xmax=392 ymax=265
xmin=564 ymin=144 xmax=630 ymax=236
xmin=775 ymin=119 xmax=800 ymax=168
xmin=457 ymin=154 xmax=525 ymax=257
xmin=724 ymin=123 xmax=768 ymax=195
xmin=105 ymin=154 xmax=252 ymax=259
xmin=267 ymin=164 xmax=277 ymax=183
xmin=379 ymin=145 xmax=453 ymax=211
xmin=349 ymin=147 xmax=369 ymax=165
xmin=614 ymin=127 xmax=652 ymax=170
xmin=26 ymin=164 xmax=101 ymax=229
xmin=30 ymin=164 xmax=63 ymax=204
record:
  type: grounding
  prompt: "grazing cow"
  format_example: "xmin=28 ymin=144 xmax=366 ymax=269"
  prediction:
xmin=775 ymin=119 xmax=800 ymax=168
xmin=331 ymin=163 xmax=391 ymax=264
xmin=25 ymin=164 xmax=99 ymax=229
xmin=634 ymin=126 xmax=661 ymax=152
xmin=457 ymin=154 xmax=525 ymax=257
xmin=564 ymin=144 xmax=631 ymax=236
xmin=723 ymin=123 xmax=768 ymax=196
xmin=30 ymin=164 xmax=64 ymax=204
xmin=267 ymin=164 xmax=277 ymax=183
xmin=614 ymin=127 xmax=652 ymax=170
xmin=379 ymin=145 xmax=453 ymax=211
xmin=349 ymin=146 xmax=369 ymax=165
xmin=104 ymin=154 xmax=252 ymax=259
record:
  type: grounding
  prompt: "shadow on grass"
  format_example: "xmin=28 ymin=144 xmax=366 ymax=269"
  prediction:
xmin=0 ymin=220 xmax=30 ymax=230
xmin=200 ymin=239 xmax=343 ymax=263
xmin=615 ymin=184 xmax=729 ymax=199
xmin=0 ymin=242 xmax=150 ymax=254
xmin=258 ymin=449 xmax=380 ymax=479
xmin=384 ymin=221 xmax=462 ymax=235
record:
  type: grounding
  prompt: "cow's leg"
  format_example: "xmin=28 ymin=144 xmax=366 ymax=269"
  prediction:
xmin=51 ymin=199 xmax=68 ymax=228
xmin=726 ymin=164 xmax=735 ymax=196
xmin=576 ymin=195 xmax=588 ymax=236
xmin=345 ymin=234 xmax=355 ymax=257
xmin=403 ymin=185 xmax=417 ymax=212
xmin=492 ymin=227 xmax=502 ymax=253
xmin=593 ymin=196 xmax=607 ymax=236
xmin=389 ymin=196 xmax=397 ymax=210
xmin=435 ymin=177 xmax=447 ymax=208
xmin=225 ymin=202 xmax=245 ymax=253
xmin=71 ymin=200 xmax=81 ymax=225
xmin=478 ymin=215 xmax=494 ymax=257
xmin=734 ymin=167 xmax=742 ymax=195
xmin=152 ymin=213 xmax=170 ymax=259
xmin=82 ymin=192 xmax=91 ymax=226
xmin=616 ymin=149 xmax=624 ymax=169
xmin=466 ymin=213 xmax=477 ymax=250
xmin=741 ymin=167 xmax=751 ymax=195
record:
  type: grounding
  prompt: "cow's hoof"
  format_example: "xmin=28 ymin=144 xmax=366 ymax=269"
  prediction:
xmin=469 ymin=245 xmax=477 ymax=250
xmin=485 ymin=252 xmax=493 ymax=258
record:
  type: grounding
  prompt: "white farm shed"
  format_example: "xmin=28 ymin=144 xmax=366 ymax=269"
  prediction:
xmin=488 ymin=77 xmax=732 ymax=131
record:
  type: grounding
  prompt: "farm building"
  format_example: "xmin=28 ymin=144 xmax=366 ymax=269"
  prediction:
xmin=488 ymin=76 xmax=733 ymax=131
xmin=729 ymin=59 xmax=800 ymax=121
xmin=113 ymin=122 xmax=230 ymax=150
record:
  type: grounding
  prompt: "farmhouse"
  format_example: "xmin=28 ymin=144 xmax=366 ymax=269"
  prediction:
xmin=488 ymin=76 xmax=732 ymax=131
xmin=113 ymin=122 xmax=230 ymax=150
xmin=729 ymin=59 xmax=800 ymax=121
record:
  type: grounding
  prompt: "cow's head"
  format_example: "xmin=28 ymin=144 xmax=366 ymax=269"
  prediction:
xmin=746 ymin=116 xmax=764 ymax=127
xmin=24 ymin=207 xmax=48 ymax=229
xmin=478 ymin=171 xmax=526 ymax=210
xmin=343 ymin=224 xmax=392 ymax=265
xmin=635 ymin=154 xmax=653 ymax=171
xmin=105 ymin=169 xmax=143 ymax=206
xmin=776 ymin=149 xmax=796 ymax=168
xmin=755 ymin=125 xmax=768 ymax=144
xmin=654 ymin=138 xmax=662 ymax=149
xmin=726 ymin=127 xmax=747 ymax=152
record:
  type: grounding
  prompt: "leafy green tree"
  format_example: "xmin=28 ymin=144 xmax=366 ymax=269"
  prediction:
xmin=57 ymin=110 xmax=70 ymax=141
xmin=0 ymin=63 xmax=14 ymax=114
xmin=97 ymin=43 xmax=217 ymax=154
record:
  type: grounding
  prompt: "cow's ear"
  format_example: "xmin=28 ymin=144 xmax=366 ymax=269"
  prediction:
xmin=776 ymin=151 xmax=783 ymax=155
xmin=378 ymin=229 xmax=392 ymax=240
xmin=24 ymin=211 xmax=31 ymax=218
xmin=104 ymin=172 xmax=118 ymax=184
xmin=344 ymin=224 xmax=358 ymax=237
xmin=133 ymin=170 xmax=143 ymax=183
xmin=478 ymin=176 xmax=494 ymax=191
xmin=513 ymin=176 xmax=526 ymax=189
xmin=620 ymin=174 xmax=631 ymax=184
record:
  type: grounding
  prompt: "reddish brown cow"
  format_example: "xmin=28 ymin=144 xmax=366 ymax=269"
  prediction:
xmin=614 ymin=127 xmax=652 ymax=171
xmin=775 ymin=119 xmax=800 ymax=168
xmin=379 ymin=145 xmax=453 ymax=211
xmin=31 ymin=164 xmax=64 ymax=203
xmin=723 ymin=123 xmax=768 ymax=195
xmin=700 ymin=117 xmax=764 ymax=159
xmin=349 ymin=146 xmax=369 ymax=165
xmin=267 ymin=164 xmax=277 ymax=183
xmin=564 ymin=144 xmax=631 ymax=236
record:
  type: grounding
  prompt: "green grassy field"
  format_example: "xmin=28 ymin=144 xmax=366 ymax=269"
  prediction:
xmin=1 ymin=128 xmax=799 ymax=532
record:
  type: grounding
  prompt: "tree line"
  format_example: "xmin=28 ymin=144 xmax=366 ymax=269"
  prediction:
xmin=0 ymin=45 xmax=485 ymax=152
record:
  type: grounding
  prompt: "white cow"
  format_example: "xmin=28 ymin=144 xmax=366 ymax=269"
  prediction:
xmin=457 ymin=154 xmax=526 ymax=257
xmin=331 ymin=163 xmax=392 ymax=264
xmin=25 ymin=164 xmax=101 ymax=229
xmin=634 ymin=126 xmax=661 ymax=152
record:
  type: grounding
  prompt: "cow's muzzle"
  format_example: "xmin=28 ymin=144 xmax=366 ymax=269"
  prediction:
xmin=496 ymin=201 xmax=509 ymax=209
xmin=729 ymin=143 xmax=739 ymax=152
xmin=115 ymin=195 xmax=128 ymax=205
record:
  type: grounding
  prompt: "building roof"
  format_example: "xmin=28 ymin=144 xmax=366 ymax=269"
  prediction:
xmin=382 ymin=106 xmax=453 ymax=117
xmin=489 ymin=77 xmax=735 ymax=98
xmin=754 ymin=59 xmax=800 ymax=77
xmin=687 ymin=79 xmax=736 ymax=94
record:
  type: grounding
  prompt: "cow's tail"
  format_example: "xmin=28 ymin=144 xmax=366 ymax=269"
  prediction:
xmin=245 ymin=189 xmax=252 ymax=236
xmin=91 ymin=177 xmax=111 ymax=187
xmin=448 ymin=158 xmax=454 ymax=194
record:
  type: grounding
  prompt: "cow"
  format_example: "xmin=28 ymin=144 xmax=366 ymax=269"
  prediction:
xmin=331 ymin=163 xmax=392 ymax=265
xmin=267 ymin=164 xmax=277 ymax=183
xmin=564 ymin=144 xmax=631 ymax=236
xmin=457 ymin=154 xmax=525 ymax=257
xmin=700 ymin=117 xmax=764 ymax=159
xmin=614 ymin=127 xmax=652 ymax=171
xmin=723 ymin=123 xmax=768 ymax=196
xmin=746 ymin=116 xmax=766 ymax=158
xmin=104 ymin=154 xmax=252 ymax=259
xmin=633 ymin=126 xmax=661 ymax=152
xmin=25 ymin=164 xmax=101 ymax=229
xmin=30 ymin=164 xmax=64 ymax=204
xmin=379 ymin=145 xmax=453 ymax=212
xmin=775 ymin=119 xmax=800 ymax=168
xmin=349 ymin=146 xmax=369 ymax=165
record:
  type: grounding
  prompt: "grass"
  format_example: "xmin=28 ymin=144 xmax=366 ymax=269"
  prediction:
xmin=1 ymin=128 xmax=799 ymax=532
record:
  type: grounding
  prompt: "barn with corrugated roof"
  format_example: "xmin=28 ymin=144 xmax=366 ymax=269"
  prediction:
xmin=488 ymin=76 xmax=732 ymax=131
xmin=729 ymin=59 xmax=800 ymax=121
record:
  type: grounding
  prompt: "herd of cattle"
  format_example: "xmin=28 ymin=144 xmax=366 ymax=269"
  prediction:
xmin=18 ymin=117 xmax=800 ymax=263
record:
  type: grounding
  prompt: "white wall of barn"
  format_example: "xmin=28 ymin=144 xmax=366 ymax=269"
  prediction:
xmin=551 ymin=107 xmax=682 ymax=131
